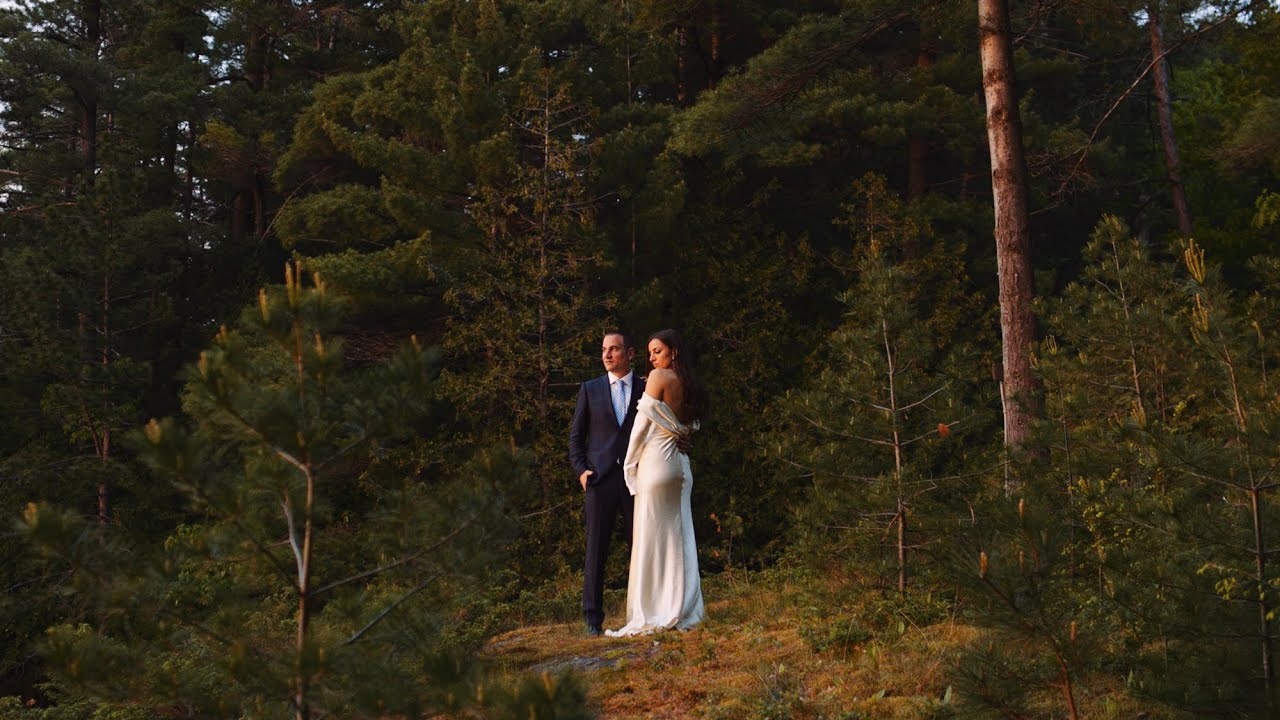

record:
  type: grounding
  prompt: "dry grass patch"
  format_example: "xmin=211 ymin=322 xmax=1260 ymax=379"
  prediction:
xmin=478 ymin=572 xmax=968 ymax=719
xmin=473 ymin=571 xmax=1201 ymax=719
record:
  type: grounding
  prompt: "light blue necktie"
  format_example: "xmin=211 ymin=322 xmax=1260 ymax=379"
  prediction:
xmin=613 ymin=379 xmax=627 ymax=426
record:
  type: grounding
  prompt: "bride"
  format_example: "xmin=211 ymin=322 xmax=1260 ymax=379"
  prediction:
xmin=606 ymin=329 xmax=708 ymax=637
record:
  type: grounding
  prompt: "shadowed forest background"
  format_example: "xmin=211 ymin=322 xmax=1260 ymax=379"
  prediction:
xmin=3 ymin=0 xmax=1280 ymax=717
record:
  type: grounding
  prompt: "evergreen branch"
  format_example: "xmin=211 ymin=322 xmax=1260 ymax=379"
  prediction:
xmin=1010 ymin=0 xmax=1070 ymax=48
xmin=894 ymin=383 xmax=952 ymax=413
xmin=778 ymin=453 xmax=991 ymax=486
xmin=899 ymin=420 xmax=960 ymax=447
xmin=6 ymin=201 xmax=76 ymax=214
xmin=778 ymin=457 xmax=877 ymax=482
xmin=342 ymin=572 xmax=443 ymax=646
xmin=798 ymin=411 xmax=897 ymax=446
xmin=154 ymin=606 xmax=243 ymax=651
xmin=1099 ymin=578 xmax=1277 ymax=638
xmin=923 ymin=458 xmax=1005 ymax=483
xmin=262 ymin=167 xmax=330 ymax=241
xmin=842 ymin=396 xmax=893 ymax=413
xmin=281 ymin=494 xmax=305 ymax=588
xmin=879 ymin=509 xmax=904 ymax=542
xmin=722 ymin=1 xmax=944 ymax=130
xmin=1165 ymin=456 xmax=1270 ymax=492
xmin=518 ymin=499 xmax=571 ymax=519
xmin=111 ymin=317 xmax=168 ymax=335
xmin=908 ymin=481 xmax=940 ymax=500
xmin=1054 ymin=8 xmax=1248 ymax=200
xmin=313 ymin=432 xmax=369 ymax=473
xmin=311 ymin=511 xmax=480 ymax=597
xmin=0 ymin=454 xmax=107 ymax=477
xmin=1109 ymin=504 xmax=1280 ymax=559
xmin=5 ymin=569 xmax=73 ymax=592
xmin=173 ymin=476 xmax=297 ymax=586
xmin=216 ymin=403 xmax=311 ymax=473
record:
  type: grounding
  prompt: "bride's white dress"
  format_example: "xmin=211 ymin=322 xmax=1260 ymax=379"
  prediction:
xmin=606 ymin=393 xmax=704 ymax=637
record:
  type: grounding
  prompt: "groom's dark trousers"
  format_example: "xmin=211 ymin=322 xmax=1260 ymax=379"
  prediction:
xmin=569 ymin=374 xmax=644 ymax=629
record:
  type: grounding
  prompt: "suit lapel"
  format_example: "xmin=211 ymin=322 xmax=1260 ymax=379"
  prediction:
xmin=592 ymin=375 xmax=613 ymax=426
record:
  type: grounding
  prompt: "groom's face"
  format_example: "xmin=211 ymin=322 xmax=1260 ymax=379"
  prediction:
xmin=601 ymin=334 xmax=633 ymax=375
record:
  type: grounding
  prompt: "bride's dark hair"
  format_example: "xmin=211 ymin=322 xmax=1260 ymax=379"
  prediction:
xmin=649 ymin=328 xmax=709 ymax=421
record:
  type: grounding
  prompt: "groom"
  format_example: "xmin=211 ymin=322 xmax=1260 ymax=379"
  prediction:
xmin=569 ymin=331 xmax=644 ymax=636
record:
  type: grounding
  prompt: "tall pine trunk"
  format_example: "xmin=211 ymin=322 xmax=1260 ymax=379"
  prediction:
xmin=907 ymin=45 xmax=934 ymax=203
xmin=80 ymin=0 xmax=101 ymax=182
xmin=1148 ymin=1 xmax=1193 ymax=236
xmin=675 ymin=25 xmax=690 ymax=105
xmin=98 ymin=266 xmax=111 ymax=525
xmin=1249 ymin=485 xmax=1274 ymax=700
xmin=235 ymin=23 xmax=271 ymax=246
xmin=294 ymin=464 xmax=315 ymax=720
xmin=708 ymin=2 xmax=721 ymax=90
xmin=86 ymin=0 xmax=108 ymax=523
xmin=978 ymin=0 xmax=1039 ymax=452
xmin=883 ymin=316 xmax=908 ymax=595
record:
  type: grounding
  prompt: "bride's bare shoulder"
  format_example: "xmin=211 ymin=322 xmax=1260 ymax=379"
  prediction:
xmin=644 ymin=368 xmax=677 ymax=396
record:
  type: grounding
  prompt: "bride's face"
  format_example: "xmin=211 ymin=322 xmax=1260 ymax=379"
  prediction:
xmin=648 ymin=339 xmax=676 ymax=370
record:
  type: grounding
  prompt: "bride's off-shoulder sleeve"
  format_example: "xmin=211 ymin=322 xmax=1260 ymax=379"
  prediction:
xmin=622 ymin=407 xmax=653 ymax=496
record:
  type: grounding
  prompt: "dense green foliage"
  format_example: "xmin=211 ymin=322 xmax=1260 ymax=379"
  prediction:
xmin=3 ymin=0 xmax=1280 ymax=717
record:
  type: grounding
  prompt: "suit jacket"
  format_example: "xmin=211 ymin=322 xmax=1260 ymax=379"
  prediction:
xmin=569 ymin=373 xmax=646 ymax=486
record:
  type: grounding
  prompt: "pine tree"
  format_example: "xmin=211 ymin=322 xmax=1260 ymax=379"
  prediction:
xmin=19 ymin=264 xmax=587 ymax=719
xmin=961 ymin=218 xmax=1280 ymax=716
xmin=269 ymin=0 xmax=666 ymax=582
xmin=772 ymin=174 xmax=986 ymax=597
xmin=951 ymin=493 xmax=1090 ymax=720
xmin=0 ymin=0 xmax=206 ymax=694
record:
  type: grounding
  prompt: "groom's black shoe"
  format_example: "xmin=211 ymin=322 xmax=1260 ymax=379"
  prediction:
xmin=584 ymin=623 xmax=603 ymax=637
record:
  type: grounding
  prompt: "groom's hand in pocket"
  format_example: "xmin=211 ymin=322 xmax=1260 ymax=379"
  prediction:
xmin=579 ymin=470 xmax=593 ymax=490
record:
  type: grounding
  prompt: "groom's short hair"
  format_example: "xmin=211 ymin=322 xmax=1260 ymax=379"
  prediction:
xmin=604 ymin=330 xmax=635 ymax=351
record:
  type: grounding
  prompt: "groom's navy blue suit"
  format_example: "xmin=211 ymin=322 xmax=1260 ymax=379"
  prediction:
xmin=570 ymin=372 xmax=645 ymax=629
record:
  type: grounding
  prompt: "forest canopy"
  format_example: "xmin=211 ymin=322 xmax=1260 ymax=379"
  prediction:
xmin=3 ymin=0 xmax=1280 ymax=717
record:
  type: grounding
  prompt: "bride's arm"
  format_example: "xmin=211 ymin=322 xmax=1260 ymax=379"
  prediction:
xmin=622 ymin=411 xmax=651 ymax=496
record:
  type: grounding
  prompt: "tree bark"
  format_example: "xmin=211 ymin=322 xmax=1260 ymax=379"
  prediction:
xmin=244 ymin=23 xmax=271 ymax=243
xmin=622 ymin=0 xmax=634 ymax=105
xmin=978 ymin=0 xmax=1039 ymax=451
xmin=1250 ymin=486 xmax=1275 ymax=701
xmin=1148 ymin=1 xmax=1193 ymax=236
xmin=80 ymin=0 xmax=101 ymax=182
xmin=98 ymin=267 xmax=111 ymax=526
xmin=708 ymin=2 xmax=721 ymax=90
xmin=232 ymin=190 xmax=249 ymax=245
xmin=184 ymin=123 xmax=196 ymax=222
xmin=254 ymin=173 xmax=267 ymax=239
xmin=294 ymin=466 xmax=314 ymax=720
xmin=882 ymin=317 xmax=908 ymax=595
xmin=162 ymin=40 xmax=183 ymax=193
xmin=675 ymin=25 xmax=690 ymax=105
xmin=907 ymin=46 xmax=934 ymax=202
xmin=245 ymin=26 xmax=267 ymax=92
